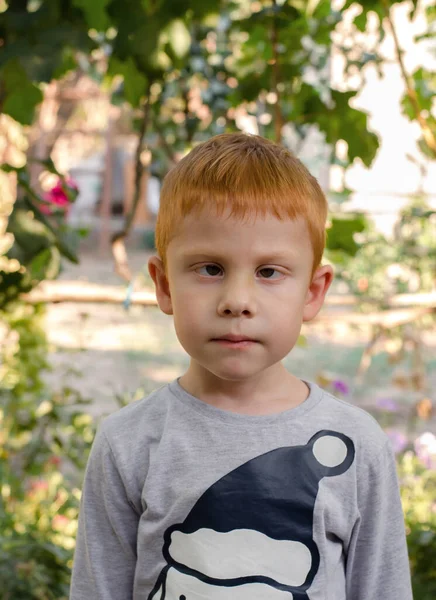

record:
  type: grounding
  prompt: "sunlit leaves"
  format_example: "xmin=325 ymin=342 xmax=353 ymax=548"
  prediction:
xmin=108 ymin=57 xmax=148 ymax=108
xmin=401 ymin=68 xmax=435 ymax=120
xmin=72 ymin=0 xmax=110 ymax=30
xmin=164 ymin=19 xmax=191 ymax=60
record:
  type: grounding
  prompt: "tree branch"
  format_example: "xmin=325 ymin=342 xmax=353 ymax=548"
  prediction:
xmin=111 ymin=87 xmax=152 ymax=281
xmin=182 ymin=81 xmax=195 ymax=145
xmin=381 ymin=0 xmax=436 ymax=158
xmin=155 ymin=119 xmax=178 ymax=164
xmin=271 ymin=0 xmax=283 ymax=143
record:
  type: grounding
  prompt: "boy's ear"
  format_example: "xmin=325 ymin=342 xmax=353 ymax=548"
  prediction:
xmin=302 ymin=264 xmax=334 ymax=323
xmin=148 ymin=255 xmax=173 ymax=315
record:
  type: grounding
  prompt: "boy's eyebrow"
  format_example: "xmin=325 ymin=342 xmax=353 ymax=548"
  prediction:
xmin=180 ymin=249 xmax=296 ymax=262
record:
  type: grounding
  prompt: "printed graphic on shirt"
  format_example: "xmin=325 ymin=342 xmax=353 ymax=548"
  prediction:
xmin=148 ymin=430 xmax=355 ymax=600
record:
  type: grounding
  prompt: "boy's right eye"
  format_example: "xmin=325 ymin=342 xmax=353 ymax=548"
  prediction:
xmin=196 ymin=264 xmax=222 ymax=277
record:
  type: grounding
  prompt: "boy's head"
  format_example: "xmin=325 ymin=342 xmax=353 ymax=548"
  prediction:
xmin=149 ymin=133 xmax=333 ymax=388
xmin=154 ymin=133 xmax=328 ymax=278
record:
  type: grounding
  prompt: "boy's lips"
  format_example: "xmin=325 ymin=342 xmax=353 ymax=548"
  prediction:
xmin=212 ymin=334 xmax=257 ymax=343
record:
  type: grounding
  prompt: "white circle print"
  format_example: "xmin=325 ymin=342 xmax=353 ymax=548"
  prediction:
xmin=312 ymin=435 xmax=348 ymax=468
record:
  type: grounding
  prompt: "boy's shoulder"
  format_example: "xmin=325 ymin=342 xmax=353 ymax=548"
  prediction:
xmin=100 ymin=382 xmax=173 ymax=437
xmin=93 ymin=383 xmax=177 ymax=472
xmin=314 ymin=385 xmax=392 ymax=463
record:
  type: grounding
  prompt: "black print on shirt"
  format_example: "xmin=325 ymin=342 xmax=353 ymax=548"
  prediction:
xmin=148 ymin=430 xmax=355 ymax=600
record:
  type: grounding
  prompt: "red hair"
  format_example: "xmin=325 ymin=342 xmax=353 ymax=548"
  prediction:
xmin=155 ymin=133 xmax=328 ymax=277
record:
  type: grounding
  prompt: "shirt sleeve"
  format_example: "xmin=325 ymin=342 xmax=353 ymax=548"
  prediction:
xmin=345 ymin=439 xmax=413 ymax=600
xmin=70 ymin=425 xmax=140 ymax=600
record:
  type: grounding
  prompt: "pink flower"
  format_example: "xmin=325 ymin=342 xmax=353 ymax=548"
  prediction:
xmin=414 ymin=432 xmax=436 ymax=470
xmin=40 ymin=177 xmax=78 ymax=215
xmin=332 ymin=380 xmax=349 ymax=395
xmin=52 ymin=515 xmax=70 ymax=530
xmin=27 ymin=479 xmax=49 ymax=497
xmin=47 ymin=455 xmax=62 ymax=467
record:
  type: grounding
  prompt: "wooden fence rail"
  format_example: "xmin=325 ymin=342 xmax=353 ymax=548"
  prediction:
xmin=23 ymin=281 xmax=436 ymax=327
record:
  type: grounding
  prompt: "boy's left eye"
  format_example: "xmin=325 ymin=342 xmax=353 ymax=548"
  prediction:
xmin=258 ymin=267 xmax=281 ymax=279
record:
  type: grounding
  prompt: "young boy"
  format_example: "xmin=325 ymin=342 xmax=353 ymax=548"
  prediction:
xmin=70 ymin=133 xmax=412 ymax=600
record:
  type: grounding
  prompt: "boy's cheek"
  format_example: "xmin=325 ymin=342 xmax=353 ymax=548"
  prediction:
xmin=161 ymin=568 xmax=294 ymax=600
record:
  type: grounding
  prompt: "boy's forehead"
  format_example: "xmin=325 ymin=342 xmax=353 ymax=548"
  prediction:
xmin=168 ymin=209 xmax=312 ymax=257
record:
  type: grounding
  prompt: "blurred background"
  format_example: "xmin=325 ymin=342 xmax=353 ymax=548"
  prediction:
xmin=0 ymin=0 xmax=435 ymax=597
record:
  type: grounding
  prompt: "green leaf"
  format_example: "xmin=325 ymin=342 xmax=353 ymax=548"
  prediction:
xmin=309 ymin=0 xmax=331 ymax=19
xmin=326 ymin=214 xmax=367 ymax=256
xmin=7 ymin=206 xmax=54 ymax=265
xmin=412 ymin=68 xmax=435 ymax=112
xmin=328 ymin=188 xmax=354 ymax=205
xmin=408 ymin=0 xmax=419 ymax=20
xmin=0 ymin=163 xmax=26 ymax=174
xmin=401 ymin=94 xmax=415 ymax=120
xmin=21 ymin=197 xmax=79 ymax=264
xmin=27 ymin=247 xmax=61 ymax=282
xmin=354 ymin=11 xmax=367 ymax=32
xmin=418 ymin=137 xmax=436 ymax=160
xmin=330 ymin=91 xmax=379 ymax=167
xmin=55 ymin=225 xmax=81 ymax=264
xmin=72 ymin=0 xmax=111 ymax=31
xmin=141 ymin=0 xmax=164 ymax=15
xmin=1 ymin=60 xmax=43 ymax=125
xmin=52 ymin=48 xmax=78 ymax=80
xmin=108 ymin=56 xmax=148 ymax=107
xmin=30 ymin=157 xmax=62 ymax=177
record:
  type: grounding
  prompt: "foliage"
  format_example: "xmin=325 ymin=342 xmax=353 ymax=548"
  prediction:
xmin=227 ymin=2 xmax=379 ymax=164
xmin=0 ymin=160 xmax=92 ymax=596
xmin=399 ymin=450 xmax=436 ymax=599
xmin=334 ymin=195 xmax=436 ymax=303
xmin=0 ymin=301 xmax=96 ymax=599
xmin=0 ymin=0 xmax=391 ymax=254
xmin=340 ymin=0 xmax=436 ymax=160
xmin=1 ymin=0 xmax=433 ymax=188
xmin=0 ymin=1 xmax=381 ymax=158
xmin=0 ymin=160 xmax=82 ymax=308
xmin=0 ymin=0 xmax=96 ymax=123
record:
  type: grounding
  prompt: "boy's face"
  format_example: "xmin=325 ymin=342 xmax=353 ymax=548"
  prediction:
xmin=149 ymin=208 xmax=333 ymax=387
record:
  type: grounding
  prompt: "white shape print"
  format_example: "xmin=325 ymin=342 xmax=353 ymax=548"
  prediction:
xmin=169 ymin=528 xmax=311 ymax=588
xmin=312 ymin=436 xmax=348 ymax=468
xmin=164 ymin=567 xmax=294 ymax=600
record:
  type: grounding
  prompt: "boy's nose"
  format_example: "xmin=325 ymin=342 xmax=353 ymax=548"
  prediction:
xmin=216 ymin=277 xmax=257 ymax=317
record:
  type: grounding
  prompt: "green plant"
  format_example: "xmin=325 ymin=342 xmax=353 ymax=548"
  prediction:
xmin=0 ymin=298 xmax=96 ymax=598
xmin=0 ymin=157 xmax=95 ymax=597
xmin=0 ymin=159 xmax=84 ymax=309
xmin=398 ymin=448 xmax=436 ymax=599
xmin=335 ymin=196 xmax=436 ymax=303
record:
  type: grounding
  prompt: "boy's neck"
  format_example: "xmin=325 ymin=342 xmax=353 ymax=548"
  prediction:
xmin=178 ymin=363 xmax=309 ymax=416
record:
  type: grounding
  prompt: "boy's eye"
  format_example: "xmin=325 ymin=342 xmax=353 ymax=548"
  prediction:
xmin=196 ymin=265 xmax=282 ymax=279
xmin=258 ymin=267 xmax=280 ymax=279
xmin=197 ymin=264 xmax=222 ymax=277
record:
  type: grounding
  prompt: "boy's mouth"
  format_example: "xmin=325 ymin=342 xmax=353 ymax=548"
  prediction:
xmin=211 ymin=334 xmax=258 ymax=348
xmin=213 ymin=334 xmax=256 ymax=343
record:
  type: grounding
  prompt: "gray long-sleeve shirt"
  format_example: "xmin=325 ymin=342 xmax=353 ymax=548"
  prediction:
xmin=70 ymin=379 xmax=413 ymax=600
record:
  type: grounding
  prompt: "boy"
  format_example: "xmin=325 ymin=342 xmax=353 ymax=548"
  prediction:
xmin=70 ymin=133 xmax=412 ymax=599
